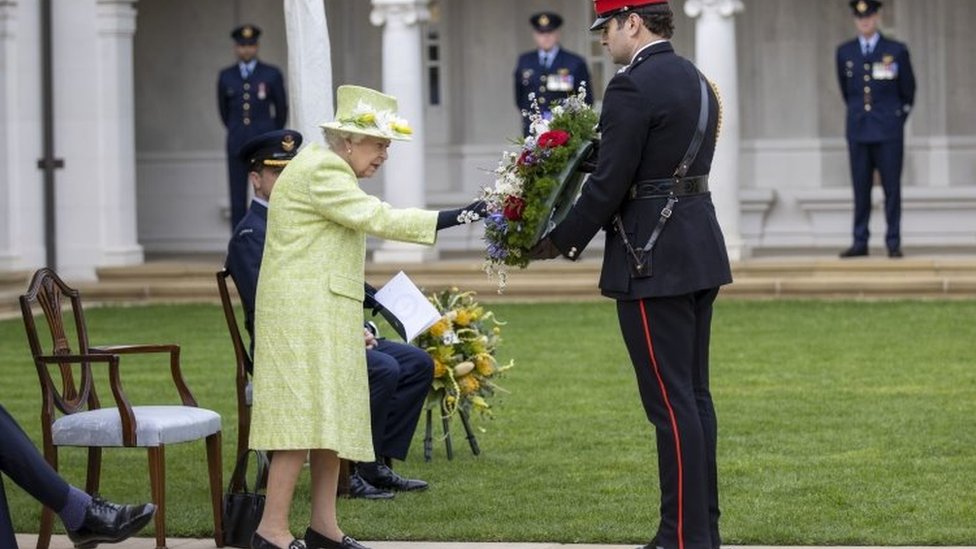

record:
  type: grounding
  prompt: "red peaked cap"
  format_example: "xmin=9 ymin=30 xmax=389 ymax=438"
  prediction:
xmin=590 ymin=0 xmax=670 ymax=31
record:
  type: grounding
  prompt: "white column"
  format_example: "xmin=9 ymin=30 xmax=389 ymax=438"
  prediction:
xmin=0 ymin=0 xmax=46 ymax=271
xmin=53 ymin=0 xmax=142 ymax=280
xmin=94 ymin=0 xmax=143 ymax=267
xmin=370 ymin=0 xmax=433 ymax=263
xmin=685 ymin=0 xmax=744 ymax=260
xmin=283 ymin=0 xmax=333 ymax=148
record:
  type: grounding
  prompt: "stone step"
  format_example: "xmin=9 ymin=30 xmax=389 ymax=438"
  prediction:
xmin=2 ymin=257 xmax=975 ymax=318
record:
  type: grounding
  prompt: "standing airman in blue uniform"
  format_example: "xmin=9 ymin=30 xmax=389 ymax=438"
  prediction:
xmin=514 ymin=11 xmax=594 ymax=137
xmin=217 ymin=24 xmax=288 ymax=230
xmin=836 ymin=0 xmax=915 ymax=258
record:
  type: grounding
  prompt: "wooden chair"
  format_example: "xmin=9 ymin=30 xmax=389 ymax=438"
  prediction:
xmin=19 ymin=268 xmax=223 ymax=549
xmin=216 ymin=269 xmax=351 ymax=494
xmin=215 ymin=269 xmax=255 ymax=463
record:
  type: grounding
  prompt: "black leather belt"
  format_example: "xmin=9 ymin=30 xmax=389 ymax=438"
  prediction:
xmin=629 ymin=175 xmax=709 ymax=199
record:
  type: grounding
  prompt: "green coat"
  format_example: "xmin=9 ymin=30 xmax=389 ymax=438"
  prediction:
xmin=250 ymin=143 xmax=437 ymax=460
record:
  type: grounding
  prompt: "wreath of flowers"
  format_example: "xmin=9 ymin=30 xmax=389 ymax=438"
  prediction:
xmin=481 ymin=86 xmax=599 ymax=291
xmin=416 ymin=288 xmax=513 ymax=420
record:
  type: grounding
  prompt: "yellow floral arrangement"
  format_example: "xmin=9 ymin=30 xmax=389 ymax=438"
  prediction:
xmin=416 ymin=287 xmax=513 ymax=419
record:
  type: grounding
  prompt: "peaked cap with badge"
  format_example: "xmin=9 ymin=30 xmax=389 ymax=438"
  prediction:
xmin=530 ymin=12 xmax=563 ymax=33
xmin=238 ymin=129 xmax=302 ymax=169
xmin=231 ymin=24 xmax=261 ymax=45
xmin=850 ymin=0 xmax=882 ymax=17
xmin=590 ymin=0 xmax=671 ymax=31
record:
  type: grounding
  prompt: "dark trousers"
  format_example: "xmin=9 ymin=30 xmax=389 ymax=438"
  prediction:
xmin=617 ymin=288 xmax=721 ymax=549
xmin=0 ymin=404 xmax=70 ymax=548
xmin=848 ymin=139 xmax=904 ymax=251
xmin=226 ymin=150 xmax=249 ymax=231
xmin=366 ymin=340 xmax=434 ymax=462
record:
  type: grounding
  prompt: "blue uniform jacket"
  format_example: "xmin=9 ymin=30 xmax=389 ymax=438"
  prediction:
xmin=225 ymin=201 xmax=268 ymax=341
xmin=218 ymin=61 xmax=288 ymax=154
xmin=515 ymin=48 xmax=593 ymax=134
xmin=836 ymin=34 xmax=915 ymax=144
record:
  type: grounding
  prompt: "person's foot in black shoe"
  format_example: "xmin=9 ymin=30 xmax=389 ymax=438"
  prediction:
xmin=252 ymin=532 xmax=307 ymax=549
xmin=347 ymin=471 xmax=395 ymax=500
xmin=356 ymin=461 xmax=428 ymax=492
xmin=304 ymin=527 xmax=372 ymax=549
xmin=66 ymin=496 xmax=155 ymax=549
xmin=839 ymin=245 xmax=868 ymax=258
xmin=888 ymin=248 xmax=903 ymax=258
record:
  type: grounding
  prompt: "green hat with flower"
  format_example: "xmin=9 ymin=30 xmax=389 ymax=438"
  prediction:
xmin=319 ymin=85 xmax=413 ymax=141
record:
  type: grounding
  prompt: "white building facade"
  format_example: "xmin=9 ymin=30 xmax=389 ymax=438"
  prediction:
xmin=2 ymin=0 xmax=975 ymax=279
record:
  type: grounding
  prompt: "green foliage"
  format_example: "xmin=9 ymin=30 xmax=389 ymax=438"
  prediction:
xmin=2 ymin=300 xmax=976 ymax=544
xmin=483 ymin=90 xmax=599 ymax=272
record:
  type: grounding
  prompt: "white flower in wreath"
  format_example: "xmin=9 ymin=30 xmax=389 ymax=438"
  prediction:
xmin=441 ymin=331 xmax=460 ymax=345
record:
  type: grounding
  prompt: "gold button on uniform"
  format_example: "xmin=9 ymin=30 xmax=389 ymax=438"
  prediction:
xmin=243 ymin=83 xmax=251 ymax=91
xmin=864 ymin=86 xmax=871 ymax=93
xmin=243 ymin=103 xmax=250 ymax=111
xmin=243 ymin=93 xmax=250 ymax=100
xmin=864 ymin=75 xmax=871 ymax=82
xmin=244 ymin=118 xmax=251 ymax=125
xmin=864 ymin=104 xmax=872 ymax=112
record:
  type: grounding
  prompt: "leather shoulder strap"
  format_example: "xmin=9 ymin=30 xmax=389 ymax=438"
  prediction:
xmin=673 ymin=72 xmax=710 ymax=179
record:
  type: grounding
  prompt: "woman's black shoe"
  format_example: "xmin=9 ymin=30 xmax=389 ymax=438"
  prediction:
xmin=304 ymin=527 xmax=372 ymax=549
xmin=251 ymin=532 xmax=306 ymax=549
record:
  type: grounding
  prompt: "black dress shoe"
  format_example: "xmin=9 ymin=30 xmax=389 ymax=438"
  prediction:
xmin=347 ymin=471 xmax=394 ymax=500
xmin=357 ymin=461 xmax=428 ymax=492
xmin=839 ymin=246 xmax=868 ymax=258
xmin=304 ymin=527 xmax=371 ymax=549
xmin=888 ymin=248 xmax=903 ymax=258
xmin=66 ymin=497 xmax=155 ymax=549
xmin=252 ymin=532 xmax=307 ymax=549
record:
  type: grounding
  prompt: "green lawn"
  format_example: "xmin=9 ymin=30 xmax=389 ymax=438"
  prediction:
xmin=2 ymin=300 xmax=975 ymax=544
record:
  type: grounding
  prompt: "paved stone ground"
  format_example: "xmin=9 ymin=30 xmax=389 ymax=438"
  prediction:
xmin=14 ymin=537 xmax=976 ymax=549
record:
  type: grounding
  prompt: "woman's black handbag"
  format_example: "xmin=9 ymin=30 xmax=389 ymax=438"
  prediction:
xmin=222 ymin=449 xmax=269 ymax=548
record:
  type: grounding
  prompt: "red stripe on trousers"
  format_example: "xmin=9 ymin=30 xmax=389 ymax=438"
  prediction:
xmin=638 ymin=298 xmax=685 ymax=549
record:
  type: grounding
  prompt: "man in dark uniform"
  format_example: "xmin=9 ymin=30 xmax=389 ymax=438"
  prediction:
xmin=225 ymin=129 xmax=431 ymax=500
xmin=514 ymin=11 xmax=594 ymax=137
xmin=0 ymin=403 xmax=155 ymax=548
xmin=530 ymin=2 xmax=731 ymax=548
xmin=836 ymin=0 xmax=915 ymax=258
xmin=218 ymin=24 xmax=288 ymax=230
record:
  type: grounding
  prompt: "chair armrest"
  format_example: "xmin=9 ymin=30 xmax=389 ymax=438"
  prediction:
xmin=89 ymin=344 xmax=198 ymax=408
xmin=35 ymin=352 xmax=140 ymax=446
xmin=90 ymin=344 xmax=179 ymax=354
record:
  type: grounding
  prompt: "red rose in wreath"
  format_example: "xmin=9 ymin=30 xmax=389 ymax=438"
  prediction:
xmin=538 ymin=130 xmax=571 ymax=148
xmin=503 ymin=196 xmax=526 ymax=221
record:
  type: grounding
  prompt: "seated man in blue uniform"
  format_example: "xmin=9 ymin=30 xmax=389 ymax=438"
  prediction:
xmin=218 ymin=24 xmax=288 ymax=230
xmin=225 ymin=129 xmax=431 ymax=500
xmin=514 ymin=11 xmax=594 ymax=137
xmin=0 ymin=403 xmax=155 ymax=548
xmin=836 ymin=0 xmax=915 ymax=258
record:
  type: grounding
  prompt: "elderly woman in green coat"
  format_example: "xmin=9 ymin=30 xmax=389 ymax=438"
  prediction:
xmin=249 ymin=85 xmax=483 ymax=549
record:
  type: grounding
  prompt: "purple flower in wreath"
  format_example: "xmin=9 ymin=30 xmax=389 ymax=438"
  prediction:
xmin=486 ymin=212 xmax=509 ymax=234
xmin=487 ymin=243 xmax=509 ymax=260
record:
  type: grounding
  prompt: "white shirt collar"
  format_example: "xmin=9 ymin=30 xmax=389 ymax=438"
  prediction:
xmin=252 ymin=196 xmax=269 ymax=208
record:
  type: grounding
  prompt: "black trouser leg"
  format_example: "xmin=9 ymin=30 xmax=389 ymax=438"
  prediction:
xmin=617 ymin=291 xmax=719 ymax=549
xmin=876 ymin=139 xmax=904 ymax=251
xmin=0 ymin=405 xmax=70 ymax=516
xmin=372 ymin=340 xmax=434 ymax=461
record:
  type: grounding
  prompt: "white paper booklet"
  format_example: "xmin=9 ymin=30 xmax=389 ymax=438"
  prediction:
xmin=373 ymin=271 xmax=443 ymax=342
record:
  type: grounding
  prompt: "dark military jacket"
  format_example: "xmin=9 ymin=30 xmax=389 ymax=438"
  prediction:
xmin=514 ymin=47 xmax=594 ymax=135
xmin=225 ymin=200 xmax=267 ymax=344
xmin=836 ymin=34 xmax=915 ymax=144
xmin=217 ymin=61 xmax=288 ymax=154
xmin=548 ymin=41 xmax=732 ymax=300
